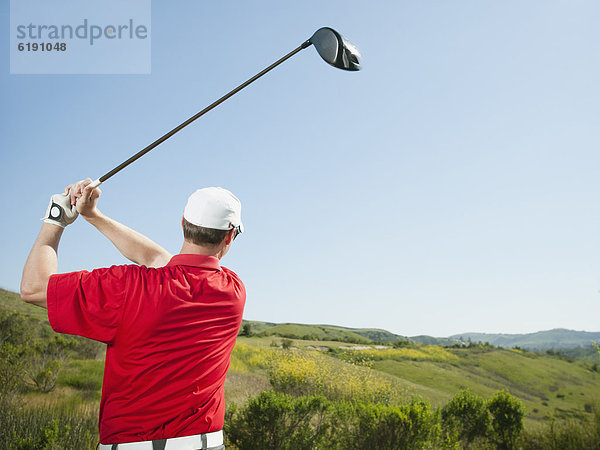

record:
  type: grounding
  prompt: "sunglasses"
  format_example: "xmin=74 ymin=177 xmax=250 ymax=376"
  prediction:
xmin=231 ymin=224 xmax=243 ymax=241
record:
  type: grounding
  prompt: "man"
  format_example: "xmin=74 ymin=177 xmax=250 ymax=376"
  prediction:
xmin=21 ymin=178 xmax=245 ymax=449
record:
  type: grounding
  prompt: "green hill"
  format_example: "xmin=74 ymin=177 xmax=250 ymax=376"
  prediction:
xmin=410 ymin=335 xmax=464 ymax=346
xmin=3 ymin=289 xmax=599 ymax=430
xmin=243 ymin=320 xmax=600 ymax=353
xmin=0 ymin=288 xmax=48 ymax=321
xmin=451 ymin=329 xmax=600 ymax=350
xmin=232 ymin=335 xmax=600 ymax=428
xmin=369 ymin=346 xmax=600 ymax=424
xmin=242 ymin=320 xmax=404 ymax=344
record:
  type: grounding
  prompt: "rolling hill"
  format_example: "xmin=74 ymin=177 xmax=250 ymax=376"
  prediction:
xmin=242 ymin=318 xmax=599 ymax=351
xmin=2 ymin=288 xmax=599 ymax=430
xmin=242 ymin=320 xmax=405 ymax=344
xmin=450 ymin=329 xmax=600 ymax=350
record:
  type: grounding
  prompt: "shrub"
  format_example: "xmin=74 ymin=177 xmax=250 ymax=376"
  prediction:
xmin=518 ymin=409 xmax=600 ymax=450
xmin=225 ymin=391 xmax=440 ymax=450
xmin=0 ymin=311 xmax=35 ymax=346
xmin=487 ymin=390 xmax=525 ymax=449
xmin=329 ymin=399 xmax=439 ymax=450
xmin=0 ymin=342 xmax=25 ymax=404
xmin=441 ymin=389 xmax=490 ymax=446
xmin=0 ymin=397 xmax=98 ymax=449
xmin=228 ymin=388 xmax=597 ymax=450
xmin=0 ymin=310 xmax=81 ymax=394
xmin=21 ymin=336 xmax=72 ymax=393
xmin=70 ymin=336 xmax=104 ymax=360
xmin=225 ymin=390 xmax=329 ymax=449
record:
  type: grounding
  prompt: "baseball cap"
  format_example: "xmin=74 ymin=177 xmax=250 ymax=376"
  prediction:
xmin=183 ymin=187 xmax=244 ymax=233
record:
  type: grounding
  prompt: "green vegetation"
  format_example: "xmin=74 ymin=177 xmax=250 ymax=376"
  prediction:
xmin=242 ymin=320 xmax=405 ymax=344
xmin=244 ymin=319 xmax=600 ymax=351
xmin=250 ymin=322 xmax=372 ymax=344
xmin=0 ymin=398 xmax=98 ymax=450
xmin=0 ymin=290 xmax=104 ymax=447
xmin=1 ymin=289 xmax=599 ymax=448
xmin=225 ymin=389 xmax=600 ymax=449
xmin=226 ymin=390 xmax=440 ymax=449
xmin=441 ymin=389 xmax=490 ymax=446
xmin=452 ymin=329 xmax=600 ymax=351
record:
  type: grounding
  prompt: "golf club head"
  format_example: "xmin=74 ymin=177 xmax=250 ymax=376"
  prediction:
xmin=309 ymin=27 xmax=361 ymax=71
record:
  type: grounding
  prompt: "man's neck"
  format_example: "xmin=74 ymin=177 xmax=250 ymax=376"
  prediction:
xmin=179 ymin=241 xmax=222 ymax=258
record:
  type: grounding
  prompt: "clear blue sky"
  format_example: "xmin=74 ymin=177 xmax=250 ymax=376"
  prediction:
xmin=2 ymin=1 xmax=599 ymax=337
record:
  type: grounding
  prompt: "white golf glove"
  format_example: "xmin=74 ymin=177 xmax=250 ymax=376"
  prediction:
xmin=42 ymin=193 xmax=78 ymax=228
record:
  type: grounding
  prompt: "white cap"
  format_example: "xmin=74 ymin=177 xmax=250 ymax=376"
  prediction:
xmin=183 ymin=187 xmax=243 ymax=233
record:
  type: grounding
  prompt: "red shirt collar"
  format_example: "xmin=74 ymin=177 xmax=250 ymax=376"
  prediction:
xmin=166 ymin=254 xmax=221 ymax=270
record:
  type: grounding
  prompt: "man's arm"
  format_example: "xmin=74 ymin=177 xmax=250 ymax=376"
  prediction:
xmin=22 ymin=189 xmax=79 ymax=307
xmin=21 ymin=223 xmax=63 ymax=308
xmin=74 ymin=179 xmax=172 ymax=268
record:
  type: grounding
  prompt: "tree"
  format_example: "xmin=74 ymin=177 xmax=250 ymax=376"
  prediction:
xmin=241 ymin=323 xmax=253 ymax=337
xmin=441 ymin=389 xmax=490 ymax=446
xmin=487 ymin=390 xmax=525 ymax=450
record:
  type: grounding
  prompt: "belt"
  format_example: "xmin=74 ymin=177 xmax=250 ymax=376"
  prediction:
xmin=98 ymin=430 xmax=223 ymax=450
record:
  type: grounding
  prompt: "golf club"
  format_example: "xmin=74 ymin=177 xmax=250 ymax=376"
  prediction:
xmin=88 ymin=27 xmax=361 ymax=189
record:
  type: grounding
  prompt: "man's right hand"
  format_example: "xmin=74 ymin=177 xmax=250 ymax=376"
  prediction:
xmin=66 ymin=178 xmax=102 ymax=220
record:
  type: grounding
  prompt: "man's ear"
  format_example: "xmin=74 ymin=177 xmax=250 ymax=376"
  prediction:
xmin=224 ymin=229 xmax=235 ymax=245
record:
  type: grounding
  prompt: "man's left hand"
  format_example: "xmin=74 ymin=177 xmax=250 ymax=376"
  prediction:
xmin=43 ymin=192 xmax=79 ymax=228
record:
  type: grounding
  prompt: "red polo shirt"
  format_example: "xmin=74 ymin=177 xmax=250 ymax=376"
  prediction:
xmin=47 ymin=254 xmax=245 ymax=444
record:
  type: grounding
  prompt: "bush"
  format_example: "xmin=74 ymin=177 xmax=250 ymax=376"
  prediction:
xmin=239 ymin=323 xmax=253 ymax=337
xmin=0 ymin=311 xmax=35 ymax=346
xmin=225 ymin=391 xmax=440 ymax=450
xmin=441 ymin=389 xmax=490 ymax=446
xmin=0 ymin=396 xmax=98 ymax=449
xmin=225 ymin=390 xmax=330 ymax=449
xmin=519 ymin=410 xmax=600 ymax=450
xmin=0 ymin=342 xmax=25 ymax=403
xmin=330 ymin=399 xmax=439 ymax=450
xmin=0 ymin=310 xmax=80 ymax=393
xmin=487 ymin=390 xmax=525 ymax=449
xmin=21 ymin=336 xmax=72 ymax=393
xmin=70 ymin=336 xmax=104 ymax=360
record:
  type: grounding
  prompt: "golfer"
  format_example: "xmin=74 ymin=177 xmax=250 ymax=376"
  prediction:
xmin=21 ymin=178 xmax=245 ymax=449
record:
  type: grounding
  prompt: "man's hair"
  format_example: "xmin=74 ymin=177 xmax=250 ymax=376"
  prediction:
xmin=183 ymin=218 xmax=229 ymax=246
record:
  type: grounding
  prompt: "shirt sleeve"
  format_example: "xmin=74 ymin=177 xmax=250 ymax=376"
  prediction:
xmin=47 ymin=265 xmax=135 ymax=344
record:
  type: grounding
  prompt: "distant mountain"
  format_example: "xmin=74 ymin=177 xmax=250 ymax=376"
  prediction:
xmin=449 ymin=329 xmax=600 ymax=350
xmin=237 ymin=319 xmax=600 ymax=350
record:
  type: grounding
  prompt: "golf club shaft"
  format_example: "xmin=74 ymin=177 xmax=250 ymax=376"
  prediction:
xmin=89 ymin=40 xmax=312 ymax=189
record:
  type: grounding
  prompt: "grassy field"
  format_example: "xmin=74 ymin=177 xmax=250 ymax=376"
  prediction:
xmin=231 ymin=336 xmax=600 ymax=429
xmin=2 ymin=287 xmax=599 ymax=443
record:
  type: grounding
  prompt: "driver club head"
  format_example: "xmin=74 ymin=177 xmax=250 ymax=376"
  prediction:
xmin=309 ymin=27 xmax=361 ymax=71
